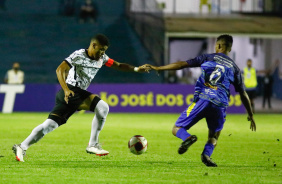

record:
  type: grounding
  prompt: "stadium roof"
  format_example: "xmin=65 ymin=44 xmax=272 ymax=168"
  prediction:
xmin=164 ymin=14 xmax=282 ymax=38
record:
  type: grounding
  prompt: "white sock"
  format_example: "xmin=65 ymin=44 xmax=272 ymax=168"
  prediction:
xmin=89 ymin=100 xmax=109 ymax=147
xmin=21 ymin=119 xmax=58 ymax=150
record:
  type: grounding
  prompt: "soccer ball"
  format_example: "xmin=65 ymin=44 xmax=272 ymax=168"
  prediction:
xmin=128 ymin=135 xmax=148 ymax=155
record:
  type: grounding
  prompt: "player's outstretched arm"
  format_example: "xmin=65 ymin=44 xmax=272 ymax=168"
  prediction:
xmin=239 ymin=90 xmax=256 ymax=131
xmin=56 ymin=61 xmax=74 ymax=104
xmin=141 ymin=61 xmax=189 ymax=71
xmin=111 ymin=60 xmax=149 ymax=73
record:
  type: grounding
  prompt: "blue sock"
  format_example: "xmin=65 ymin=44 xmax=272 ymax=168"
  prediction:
xmin=202 ymin=143 xmax=214 ymax=157
xmin=176 ymin=128 xmax=191 ymax=141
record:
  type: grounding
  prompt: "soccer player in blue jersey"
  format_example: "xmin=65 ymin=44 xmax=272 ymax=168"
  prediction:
xmin=142 ymin=34 xmax=256 ymax=167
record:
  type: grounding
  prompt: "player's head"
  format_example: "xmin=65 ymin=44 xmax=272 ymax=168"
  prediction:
xmin=247 ymin=59 xmax=252 ymax=68
xmin=92 ymin=34 xmax=110 ymax=47
xmin=12 ymin=62 xmax=20 ymax=71
xmin=215 ymin=34 xmax=233 ymax=54
xmin=89 ymin=34 xmax=110 ymax=60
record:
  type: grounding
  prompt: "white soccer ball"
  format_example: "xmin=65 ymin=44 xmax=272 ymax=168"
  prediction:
xmin=128 ymin=135 xmax=148 ymax=155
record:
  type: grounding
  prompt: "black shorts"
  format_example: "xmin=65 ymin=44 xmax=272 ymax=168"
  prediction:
xmin=246 ymin=90 xmax=256 ymax=100
xmin=48 ymin=84 xmax=92 ymax=126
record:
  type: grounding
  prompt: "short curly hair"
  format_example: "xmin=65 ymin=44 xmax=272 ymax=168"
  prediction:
xmin=91 ymin=34 xmax=110 ymax=46
xmin=217 ymin=34 xmax=233 ymax=49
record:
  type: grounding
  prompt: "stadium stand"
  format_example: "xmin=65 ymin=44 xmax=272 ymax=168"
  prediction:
xmin=0 ymin=0 xmax=161 ymax=83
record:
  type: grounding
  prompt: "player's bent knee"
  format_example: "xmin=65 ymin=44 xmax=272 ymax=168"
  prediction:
xmin=90 ymin=96 xmax=101 ymax=112
xmin=48 ymin=114 xmax=66 ymax=126
xmin=95 ymin=100 xmax=109 ymax=117
xmin=172 ymin=128 xmax=177 ymax=136
xmin=172 ymin=126 xmax=180 ymax=136
xmin=99 ymin=100 xmax=109 ymax=114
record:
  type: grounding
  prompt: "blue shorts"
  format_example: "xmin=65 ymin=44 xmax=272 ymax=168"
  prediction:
xmin=175 ymin=99 xmax=226 ymax=132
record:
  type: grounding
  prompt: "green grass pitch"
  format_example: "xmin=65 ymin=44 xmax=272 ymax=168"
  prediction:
xmin=0 ymin=113 xmax=281 ymax=184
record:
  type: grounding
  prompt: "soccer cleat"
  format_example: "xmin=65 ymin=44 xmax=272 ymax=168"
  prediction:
xmin=86 ymin=143 xmax=109 ymax=156
xmin=178 ymin=135 xmax=197 ymax=154
xmin=12 ymin=144 xmax=26 ymax=162
xmin=201 ymin=154 xmax=218 ymax=167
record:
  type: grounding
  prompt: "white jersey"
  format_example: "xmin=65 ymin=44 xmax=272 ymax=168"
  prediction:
xmin=65 ymin=49 xmax=113 ymax=90
xmin=5 ymin=69 xmax=24 ymax=84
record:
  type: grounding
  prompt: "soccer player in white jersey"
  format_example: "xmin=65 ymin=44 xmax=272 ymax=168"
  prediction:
xmin=12 ymin=34 xmax=148 ymax=162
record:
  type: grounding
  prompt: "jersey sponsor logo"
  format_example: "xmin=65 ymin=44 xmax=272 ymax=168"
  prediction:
xmin=203 ymin=88 xmax=216 ymax=96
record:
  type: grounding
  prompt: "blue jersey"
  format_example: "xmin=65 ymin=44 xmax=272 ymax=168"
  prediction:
xmin=186 ymin=53 xmax=244 ymax=107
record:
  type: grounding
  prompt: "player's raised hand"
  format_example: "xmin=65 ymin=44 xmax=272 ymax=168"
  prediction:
xmin=64 ymin=89 xmax=75 ymax=104
xmin=137 ymin=65 xmax=151 ymax=73
xmin=248 ymin=116 xmax=256 ymax=132
xmin=140 ymin=64 xmax=161 ymax=76
xmin=140 ymin=64 xmax=158 ymax=71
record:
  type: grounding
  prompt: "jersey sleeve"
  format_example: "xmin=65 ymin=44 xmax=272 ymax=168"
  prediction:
xmin=64 ymin=50 xmax=83 ymax=68
xmin=102 ymin=54 xmax=114 ymax=67
xmin=233 ymin=70 xmax=245 ymax=92
xmin=186 ymin=54 xmax=208 ymax=67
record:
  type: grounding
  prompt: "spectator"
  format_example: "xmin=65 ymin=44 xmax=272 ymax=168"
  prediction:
xmin=262 ymin=70 xmax=273 ymax=109
xmin=200 ymin=0 xmax=211 ymax=13
xmin=4 ymin=62 xmax=24 ymax=84
xmin=261 ymin=59 xmax=281 ymax=109
xmin=79 ymin=0 xmax=97 ymax=23
xmin=243 ymin=59 xmax=257 ymax=112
